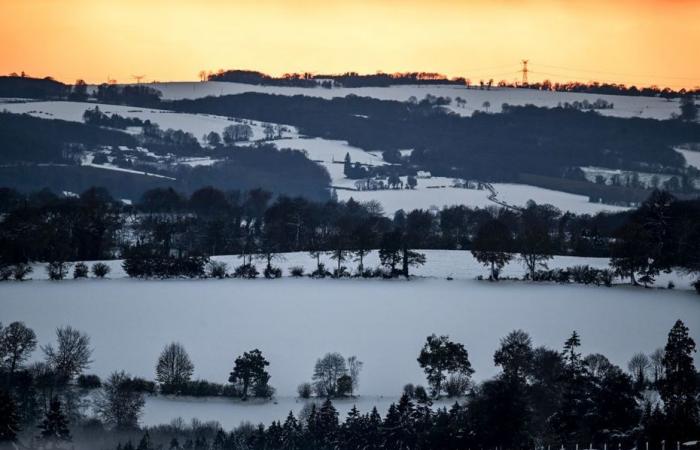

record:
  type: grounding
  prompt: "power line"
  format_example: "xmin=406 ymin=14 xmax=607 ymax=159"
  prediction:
xmin=535 ymin=62 xmax=700 ymax=81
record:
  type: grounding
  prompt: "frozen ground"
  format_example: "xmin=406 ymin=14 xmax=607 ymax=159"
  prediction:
xmin=139 ymin=82 xmax=682 ymax=120
xmin=0 ymin=100 xmax=298 ymax=143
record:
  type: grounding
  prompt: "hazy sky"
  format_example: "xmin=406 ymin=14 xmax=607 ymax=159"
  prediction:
xmin=1 ymin=0 xmax=699 ymax=88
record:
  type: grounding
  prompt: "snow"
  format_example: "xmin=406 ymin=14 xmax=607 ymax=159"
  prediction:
xmin=81 ymin=159 xmax=176 ymax=180
xmin=677 ymin=148 xmax=700 ymax=170
xmin=263 ymin=137 xmax=386 ymax=184
xmin=0 ymin=100 xmax=299 ymax=143
xmin=2 ymin=250 xmax=698 ymax=426
xmin=140 ymin=82 xmax=683 ymax=120
xmin=336 ymin=179 xmax=630 ymax=216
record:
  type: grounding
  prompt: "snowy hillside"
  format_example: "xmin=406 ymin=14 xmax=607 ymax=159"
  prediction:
xmin=0 ymin=98 xmax=668 ymax=213
xmin=142 ymin=81 xmax=683 ymax=120
xmin=0 ymin=100 xmax=299 ymax=143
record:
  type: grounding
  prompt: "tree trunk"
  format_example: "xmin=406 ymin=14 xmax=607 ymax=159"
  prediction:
xmin=402 ymin=245 xmax=409 ymax=278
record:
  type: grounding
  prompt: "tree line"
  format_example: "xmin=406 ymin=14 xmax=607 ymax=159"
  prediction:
xmin=1 ymin=187 xmax=699 ymax=290
xmin=1 ymin=320 xmax=697 ymax=450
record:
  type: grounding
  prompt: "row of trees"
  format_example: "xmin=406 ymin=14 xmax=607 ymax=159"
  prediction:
xmin=2 ymin=320 xmax=697 ymax=449
xmin=2 ymin=187 xmax=699 ymax=289
xmin=156 ymin=343 xmax=273 ymax=400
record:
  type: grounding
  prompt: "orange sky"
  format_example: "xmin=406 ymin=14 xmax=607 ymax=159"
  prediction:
xmin=1 ymin=0 xmax=699 ymax=88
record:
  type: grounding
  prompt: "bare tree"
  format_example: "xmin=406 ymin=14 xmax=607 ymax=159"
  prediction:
xmin=347 ymin=356 xmax=363 ymax=396
xmin=313 ymin=353 xmax=348 ymax=398
xmin=156 ymin=342 xmax=194 ymax=387
xmin=42 ymin=326 xmax=92 ymax=380
xmin=628 ymin=352 xmax=651 ymax=386
xmin=0 ymin=321 xmax=37 ymax=375
xmin=584 ymin=353 xmax=613 ymax=378
xmin=95 ymin=371 xmax=145 ymax=430
xmin=649 ymin=348 xmax=665 ymax=383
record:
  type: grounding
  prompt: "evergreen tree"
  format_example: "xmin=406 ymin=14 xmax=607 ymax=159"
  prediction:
xmin=343 ymin=152 xmax=352 ymax=177
xmin=660 ymin=320 xmax=699 ymax=440
xmin=229 ymin=349 xmax=271 ymax=400
xmin=38 ymin=397 xmax=71 ymax=444
xmin=551 ymin=331 xmax=593 ymax=444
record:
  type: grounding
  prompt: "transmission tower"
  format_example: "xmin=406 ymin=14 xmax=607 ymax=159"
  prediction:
xmin=132 ymin=75 xmax=145 ymax=84
xmin=521 ymin=60 xmax=529 ymax=85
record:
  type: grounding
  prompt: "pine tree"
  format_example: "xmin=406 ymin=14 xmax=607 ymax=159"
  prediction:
xmin=343 ymin=152 xmax=352 ymax=177
xmin=0 ymin=390 xmax=20 ymax=443
xmin=660 ymin=320 xmax=699 ymax=440
xmin=38 ymin=397 xmax=71 ymax=443
xmin=136 ymin=432 xmax=153 ymax=450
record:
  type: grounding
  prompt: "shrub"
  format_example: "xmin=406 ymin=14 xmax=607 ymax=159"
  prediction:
xmin=403 ymin=383 xmax=416 ymax=398
xmin=233 ymin=263 xmax=259 ymax=279
xmin=667 ymin=281 xmax=675 ymax=290
xmin=693 ymin=279 xmax=700 ymax=294
xmin=47 ymin=261 xmax=72 ymax=280
xmin=77 ymin=374 xmax=102 ymax=389
xmin=263 ymin=266 xmax=282 ymax=279
xmin=297 ymin=382 xmax=312 ymax=399
xmin=597 ymin=269 xmax=614 ymax=287
xmin=73 ymin=262 xmax=89 ymax=279
xmin=122 ymin=377 xmax=157 ymax=394
xmin=332 ymin=266 xmax=350 ymax=278
xmin=253 ymin=382 xmax=275 ymax=399
xmin=122 ymin=245 xmax=208 ymax=278
xmin=13 ymin=263 xmax=33 ymax=281
xmin=289 ymin=266 xmax=305 ymax=277
xmin=0 ymin=264 xmax=12 ymax=281
xmin=336 ymin=375 xmax=353 ymax=397
xmin=359 ymin=268 xmax=376 ymax=278
xmin=162 ymin=380 xmax=228 ymax=397
xmin=207 ymin=261 xmax=228 ymax=279
xmin=444 ymin=375 xmax=470 ymax=398
xmin=91 ymin=262 xmax=111 ymax=278
xmin=310 ymin=263 xmax=331 ymax=278
xmin=414 ymin=385 xmax=430 ymax=404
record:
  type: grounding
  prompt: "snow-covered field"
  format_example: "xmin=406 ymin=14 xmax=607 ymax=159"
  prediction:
xmin=0 ymin=100 xmax=298 ymax=143
xmin=2 ymin=253 xmax=699 ymax=426
xmin=337 ymin=179 xmax=629 ymax=215
xmin=140 ymin=82 xmax=683 ymax=120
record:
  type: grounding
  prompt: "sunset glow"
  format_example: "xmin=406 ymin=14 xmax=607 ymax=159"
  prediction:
xmin=2 ymin=0 xmax=700 ymax=88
